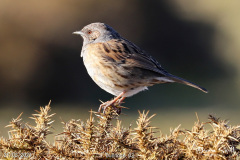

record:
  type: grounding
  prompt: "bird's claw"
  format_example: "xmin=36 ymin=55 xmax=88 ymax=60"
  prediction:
xmin=98 ymin=100 xmax=123 ymax=114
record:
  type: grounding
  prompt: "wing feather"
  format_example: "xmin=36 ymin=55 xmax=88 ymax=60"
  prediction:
xmin=103 ymin=39 xmax=168 ymax=76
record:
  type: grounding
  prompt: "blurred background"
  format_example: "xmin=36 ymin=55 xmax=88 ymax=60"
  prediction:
xmin=0 ymin=0 xmax=240 ymax=138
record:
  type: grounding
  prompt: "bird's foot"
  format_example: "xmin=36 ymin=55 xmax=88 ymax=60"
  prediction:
xmin=98 ymin=99 xmax=125 ymax=115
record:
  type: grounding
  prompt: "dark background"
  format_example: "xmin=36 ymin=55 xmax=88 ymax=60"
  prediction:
xmin=0 ymin=1 xmax=239 ymax=136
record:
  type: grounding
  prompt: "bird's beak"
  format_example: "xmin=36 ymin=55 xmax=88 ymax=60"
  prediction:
xmin=72 ymin=31 xmax=84 ymax=36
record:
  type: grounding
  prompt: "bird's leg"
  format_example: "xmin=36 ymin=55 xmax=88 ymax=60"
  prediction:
xmin=98 ymin=92 xmax=125 ymax=113
xmin=116 ymin=96 xmax=126 ymax=104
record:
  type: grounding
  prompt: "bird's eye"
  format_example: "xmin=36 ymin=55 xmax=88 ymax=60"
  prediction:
xmin=87 ymin=30 xmax=92 ymax=34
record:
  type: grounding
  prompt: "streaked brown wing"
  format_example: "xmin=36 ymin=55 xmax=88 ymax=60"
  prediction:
xmin=102 ymin=39 xmax=169 ymax=76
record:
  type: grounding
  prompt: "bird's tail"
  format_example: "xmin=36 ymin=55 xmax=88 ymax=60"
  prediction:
xmin=161 ymin=74 xmax=208 ymax=93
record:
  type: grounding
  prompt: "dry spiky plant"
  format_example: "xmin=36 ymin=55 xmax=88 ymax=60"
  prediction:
xmin=0 ymin=102 xmax=240 ymax=159
xmin=0 ymin=101 xmax=55 ymax=159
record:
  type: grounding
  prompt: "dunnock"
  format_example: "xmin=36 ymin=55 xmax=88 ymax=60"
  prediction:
xmin=73 ymin=22 xmax=208 ymax=113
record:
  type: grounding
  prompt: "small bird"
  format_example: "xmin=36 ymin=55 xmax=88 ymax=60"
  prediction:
xmin=73 ymin=22 xmax=208 ymax=113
